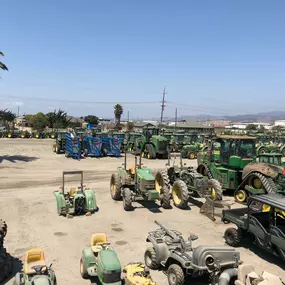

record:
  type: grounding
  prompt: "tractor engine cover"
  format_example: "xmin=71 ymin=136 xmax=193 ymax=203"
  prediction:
xmin=192 ymin=245 xmax=240 ymax=269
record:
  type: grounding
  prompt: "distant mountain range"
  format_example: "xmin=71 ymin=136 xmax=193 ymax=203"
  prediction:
xmin=160 ymin=111 xmax=285 ymax=123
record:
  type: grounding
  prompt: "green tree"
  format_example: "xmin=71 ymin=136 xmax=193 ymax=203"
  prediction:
xmin=245 ymin=124 xmax=257 ymax=131
xmin=114 ymin=104 xmax=123 ymax=130
xmin=126 ymin=121 xmax=134 ymax=131
xmin=26 ymin=112 xmax=48 ymax=130
xmin=84 ymin=115 xmax=99 ymax=126
xmin=0 ymin=52 xmax=8 ymax=72
xmin=0 ymin=109 xmax=15 ymax=129
xmin=46 ymin=109 xmax=71 ymax=129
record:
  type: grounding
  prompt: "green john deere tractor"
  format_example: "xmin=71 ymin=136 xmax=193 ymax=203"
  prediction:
xmin=140 ymin=127 xmax=169 ymax=159
xmin=80 ymin=233 xmax=122 ymax=284
xmin=127 ymin=132 xmax=145 ymax=154
xmin=54 ymin=171 xmax=97 ymax=216
xmin=181 ymin=134 xmax=206 ymax=159
xmin=197 ymin=135 xmax=285 ymax=203
xmin=256 ymin=141 xmax=280 ymax=155
xmin=110 ymin=152 xmax=171 ymax=211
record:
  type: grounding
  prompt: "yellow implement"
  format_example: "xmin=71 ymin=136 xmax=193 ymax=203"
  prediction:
xmin=123 ymin=262 xmax=156 ymax=285
xmin=24 ymin=248 xmax=46 ymax=275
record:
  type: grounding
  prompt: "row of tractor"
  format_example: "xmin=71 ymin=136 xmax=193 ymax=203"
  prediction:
xmin=0 ymin=130 xmax=57 ymax=139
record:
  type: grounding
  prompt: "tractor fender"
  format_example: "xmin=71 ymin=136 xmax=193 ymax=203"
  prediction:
xmin=81 ymin=247 xmax=96 ymax=270
xmin=146 ymin=236 xmax=169 ymax=264
xmin=242 ymin=163 xmax=281 ymax=180
xmin=197 ymin=164 xmax=207 ymax=175
xmin=84 ymin=190 xmax=97 ymax=212
xmin=54 ymin=191 xmax=66 ymax=215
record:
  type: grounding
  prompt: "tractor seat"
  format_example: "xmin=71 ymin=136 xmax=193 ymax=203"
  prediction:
xmin=91 ymin=233 xmax=108 ymax=253
xmin=68 ymin=186 xmax=78 ymax=197
xmin=24 ymin=248 xmax=46 ymax=275
xmin=129 ymin=167 xmax=135 ymax=175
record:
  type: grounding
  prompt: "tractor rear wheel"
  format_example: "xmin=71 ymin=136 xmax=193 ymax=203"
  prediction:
xmin=80 ymin=258 xmax=88 ymax=279
xmin=167 ymin=264 xmax=185 ymax=285
xmin=172 ymin=180 xmax=189 ymax=209
xmin=208 ymin=179 xmax=223 ymax=201
xmin=144 ymin=247 xmax=160 ymax=270
xmin=123 ymin=188 xmax=133 ymax=211
xmin=110 ymin=173 xmax=122 ymax=200
xmin=224 ymin=227 xmax=240 ymax=247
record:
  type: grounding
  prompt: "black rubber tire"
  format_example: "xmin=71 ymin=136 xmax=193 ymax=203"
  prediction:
xmin=224 ymin=227 xmax=240 ymax=247
xmin=123 ymin=188 xmax=133 ymax=211
xmin=80 ymin=258 xmax=88 ymax=279
xmin=167 ymin=264 xmax=185 ymax=285
xmin=144 ymin=247 xmax=160 ymax=270
xmin=161 ymin=185 xmax=171 ymax=209
xmin=172 ymin=180 xmax=189 ymax=209
xmin=146 ymin=144 xmax=156 ymax=159
xmin=155 ymin=169 xmax=170 ymax=190
xmin=208 ymin=179 xmax=223 ymax=201
xmin=110 ymin=173 xmax=122 ymax=200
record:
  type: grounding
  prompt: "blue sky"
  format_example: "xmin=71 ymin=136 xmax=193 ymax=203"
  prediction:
xmin=1 ymin=0 xmax=285 ymax=119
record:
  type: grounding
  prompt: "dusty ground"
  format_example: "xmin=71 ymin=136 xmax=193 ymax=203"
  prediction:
xmin=0 ymin=139 xmax=284 ymax=285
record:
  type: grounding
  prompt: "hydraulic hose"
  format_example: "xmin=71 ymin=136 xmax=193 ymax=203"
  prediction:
xmin=218 ymin=268 xmax=238 ymax=285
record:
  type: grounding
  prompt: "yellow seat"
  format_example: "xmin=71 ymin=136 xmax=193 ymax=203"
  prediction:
xmin=69 ymin=186 xmax=78 ymax=197
xmin=24 ymin=248 xmax=46 ymax=275
xmin=129 ymin=167 xmax=135 ymax=175
xmin=91 ymin=233 xmax=107 ymax=253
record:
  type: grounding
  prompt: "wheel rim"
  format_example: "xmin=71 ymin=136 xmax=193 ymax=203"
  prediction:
xmin=36 ymin=134 xmax=39 ymax=138
xmin=147 ymin=153 xmax=151 ymax=159
xmin=211 ymin=188 xmax=217 ymax=200
xmin=145 ymin=253 xmax=152 ymax=267
xmin=142 ymin=152 xmax=145 ymax=157
xmin=172 ymin=184 xmax=181 ymax=205
xmin=155 ymin=174 xmax=162 ymax=194
xmin=235 ymin=189 xmax=247 ymax=203
xmin=189 ymin=153 xmax=195 ymax=159
xmin=260 ymin=149 xmax=265 ymax=154
xmin=169 ymin=272 xmax=176 ymax=285
xmin=8 ymin=134 xmax=11 ymax=138
xmin=226 ymin=231 xmax=234 ymax=242
xmin=111 ymin=180 xmax=116 ymax=196
xmin=253 ymin=178 xmax=262 ymax=189
xmin=56 ymin=146 xmax=58 ymax=152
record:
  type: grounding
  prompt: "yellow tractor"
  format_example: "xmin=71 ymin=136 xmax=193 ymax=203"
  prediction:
xmin=123 ymin=262 xmax=156 ymax=285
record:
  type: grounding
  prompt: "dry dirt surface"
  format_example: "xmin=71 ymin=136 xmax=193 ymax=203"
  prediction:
xmin=0 ymin=139 xmax=284 ymax=285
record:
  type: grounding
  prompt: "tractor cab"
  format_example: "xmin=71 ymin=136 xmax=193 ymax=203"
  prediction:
xmin=143 ymin=127 xmax=159 ymax=141
xmin=214 ymin=135 xmax=256 ymax=169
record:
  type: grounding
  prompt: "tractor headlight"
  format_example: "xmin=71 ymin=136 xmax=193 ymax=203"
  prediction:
xmin=205 ymin=255 xmax=215 ymax=268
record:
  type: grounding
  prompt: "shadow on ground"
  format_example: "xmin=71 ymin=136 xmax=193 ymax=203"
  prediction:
xmin=0 ymin=155 xmax=39 ymax=164
xmin=2 ymin=255 xmax=23 ymax=284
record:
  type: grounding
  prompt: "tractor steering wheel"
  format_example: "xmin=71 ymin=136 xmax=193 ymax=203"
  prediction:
xmin=31 ymin=265 xmax=46 ymax=274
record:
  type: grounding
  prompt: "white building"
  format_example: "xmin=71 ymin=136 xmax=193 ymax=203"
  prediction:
xmin=274 ymin=120 xmax=285 ymax=127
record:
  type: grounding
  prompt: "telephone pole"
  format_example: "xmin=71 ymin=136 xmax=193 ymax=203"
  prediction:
xmin=127 ymin=111 xmax=129 ymax=122
xmin=160 ymin=87 xmax=166 ymax=124
xmin=175 ymin=108 xmax=177 ymax=132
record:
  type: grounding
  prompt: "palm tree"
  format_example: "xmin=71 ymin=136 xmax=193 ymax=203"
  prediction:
xmin=0 ymin=109 xmax=16 ymax=130
xmin=114 ymin=104 xmax=123 ymax=129
xmin=0 ymin=52 xmax=8 ymax=71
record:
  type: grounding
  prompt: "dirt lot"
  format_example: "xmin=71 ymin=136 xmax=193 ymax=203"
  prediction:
xmin=0 ymin=139 xmax=284 ymax=285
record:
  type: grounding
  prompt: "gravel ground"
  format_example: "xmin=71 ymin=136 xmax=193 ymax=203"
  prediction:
xmin=0 ymin=139 xmax=284 ymax=285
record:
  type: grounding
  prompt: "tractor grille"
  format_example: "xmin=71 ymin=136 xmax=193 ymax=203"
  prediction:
xmin=140 ymin=179 xmax=155 ymax=191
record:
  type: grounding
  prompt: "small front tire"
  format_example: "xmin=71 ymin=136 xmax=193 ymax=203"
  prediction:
xmin=123 ymin=188 xmax=133 ymax=211
xmin=224 ymin=227 xmax=241 ymax=247
xmin=167 ymin=264 xmax=185 ymax=285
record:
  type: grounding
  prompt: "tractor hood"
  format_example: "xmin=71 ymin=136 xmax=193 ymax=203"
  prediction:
xmin=30 ymin=276 xmax=52 ymax=285
xmin=136 ymin=169 xmax=154 ymax=181
xmin=98 ymin=250 xmax=121 ymax=271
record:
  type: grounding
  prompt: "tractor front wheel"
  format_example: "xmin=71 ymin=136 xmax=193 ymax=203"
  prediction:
xmin=123 ymin=188 xmax=133 ymax=211
xmin=144 ymin=247 xmax=160 ymax=270
xmin=172 ymin=180 xmax=189 ymax=209
xmin=188 ymin=151 xmax=195 ymax=160
xmin=235 ymin=189 xmax=248 ymax=204
xmin=110 ymin=173 xmax=122 ymax=200
xmin=224 ymin=227 xmax=241 ymax=247
xmin=167 ymin=264 xmax=185 ymax=285
xmin=80 ymin=258 xmax=88 ymax=279
xmin=161 ymin=185 xmax=171 ymax=209
xmin=208 ymin=179 xmax=223 ymax=201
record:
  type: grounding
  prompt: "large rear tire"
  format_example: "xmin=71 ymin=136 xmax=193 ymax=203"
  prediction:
xmin=172 ymin=180 xmax=189 ymax=209
xmin=208 ymin=179 xmax=223 ymax=201
xmin=167 ymin=264 xmax=185 ymax=285
xmin=110 ymin=173 xmax=122 ymax=200
xmin=144 ymin=247 xmax=160 ymax=270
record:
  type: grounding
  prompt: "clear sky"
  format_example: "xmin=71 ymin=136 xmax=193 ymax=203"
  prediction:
xmin=1 ymin=0 xmax=285 ymax=119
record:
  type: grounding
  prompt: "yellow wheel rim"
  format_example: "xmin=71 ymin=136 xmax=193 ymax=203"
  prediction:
xmin=142 ymin=152 xmax=145 ymax=157
xmin=155 ymin=175 xmax=163 ymax=194
xmin=21 ymin=135 xmax=24 ymax=138
xmin=211 ymin=188 xmax=217 ymax=200
xmin=253 ymin=178 xmax=262 ymax=189
xmin=147 ymin=153 xmax=151 ymax=159
xmin=36 ymin=134 xmax=39 ymax=138
xmin=8 ymin=134 xmax=11 ymax=138
xmin=55 ymin=146 xmax=58 ymax=152
xmin=260 ymin=149 xmax=265 ymax=154
xmin=51 ymin=135 xmax=55 ymax=138
xmin=111 ymin=183 xmax=116 ymax=196
xmin=189 ymin=153 xmax=195 ymax=159
xmin=172 ymin=184 xmax=182 ymax=205
xmin=235 ymin=190 xmax=247 ymax=203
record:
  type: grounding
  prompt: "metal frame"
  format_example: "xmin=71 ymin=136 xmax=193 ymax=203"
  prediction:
xmin=62 ymin=171 xmax=84 ymax=194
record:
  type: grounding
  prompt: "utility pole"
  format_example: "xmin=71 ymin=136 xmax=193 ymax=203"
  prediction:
xmin=160 ymin=87 xmax=166 ymax=124
xmin=127 ymin=111 xmax=129 ymax=122
xmin=175 ymin=108 xmax=177 ymax=132
xmin=17 ymin=106 xmax=19 ymax=117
